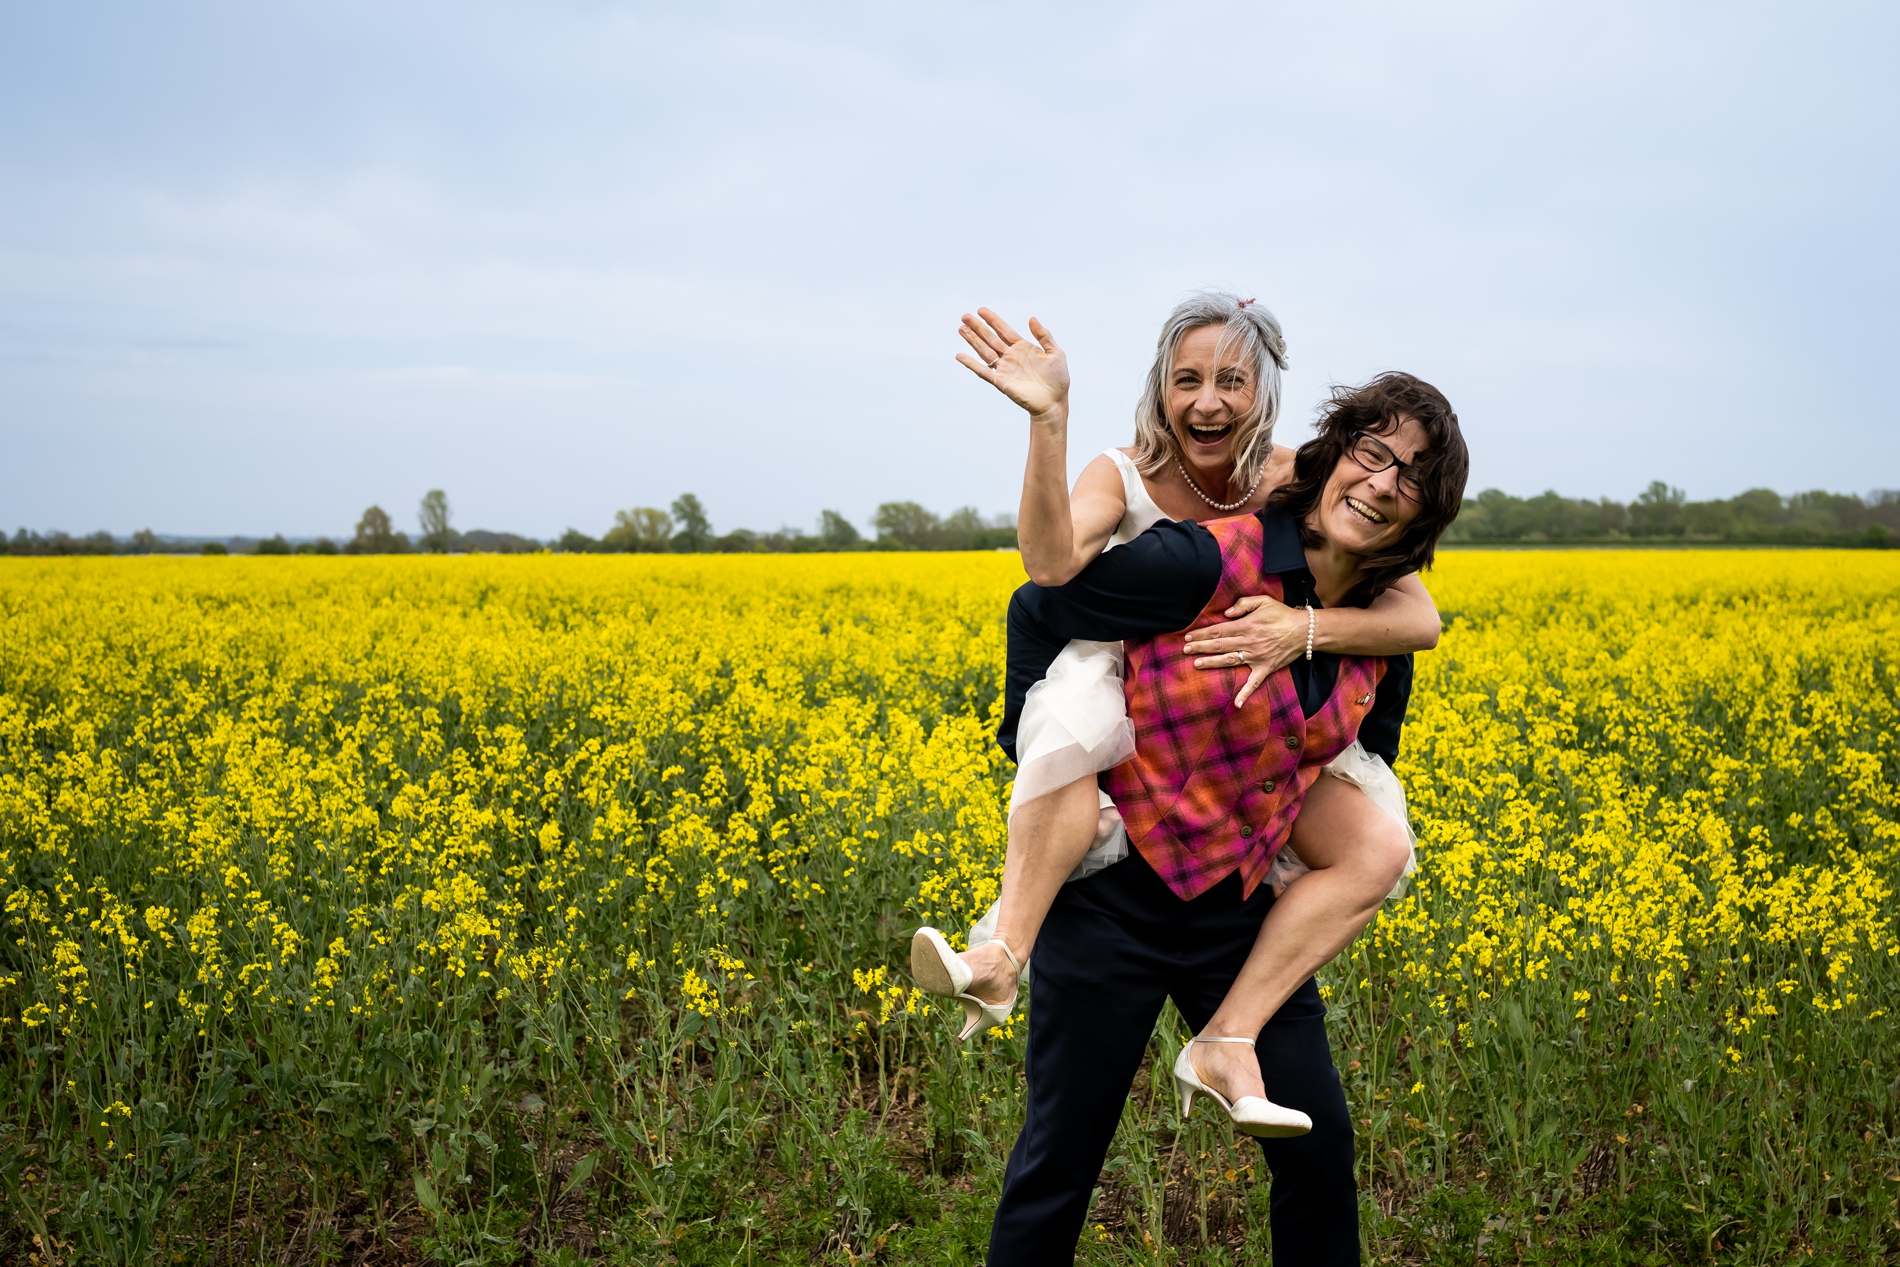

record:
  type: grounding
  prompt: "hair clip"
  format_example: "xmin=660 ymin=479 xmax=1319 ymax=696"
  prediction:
xmin=1237 ymin=297 xmax=1256 ymax=308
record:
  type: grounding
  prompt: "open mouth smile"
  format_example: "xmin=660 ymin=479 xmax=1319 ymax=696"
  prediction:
xmin=1187 ymin=423 xmax=1233 ymax=446
xmin=1344 ymin=495 xmax=1387 ymax=525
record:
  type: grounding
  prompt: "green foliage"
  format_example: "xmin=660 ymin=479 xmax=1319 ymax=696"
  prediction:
xmin=970 ymin=526 xmax=1018 ymax=550
xmin=819 ymin=509 xmax=862 ymax=549
xmin=602 ymin=507 xmax=672 ymax=553
xmin=348 ymin=504 xmax=413 ymax=554
xmin=873 ymin=502 xmax=1014 ymax=550
xmin=253 ymin=534 xmax=292 ymax=555
xmin=419 ymin=489 xmax=454 ymax=553
xmin=873 ymin=500 xmax=939 ymax=548
xmin=670 ymin=493 xmax=713 ymax=551
xmin=6 ymin=529 xmax=117 ymax=556
xmin=1450 ymin=484 xmax=1900 ymax=545
xmin=456 ymin=530 xmax=540 ymax=554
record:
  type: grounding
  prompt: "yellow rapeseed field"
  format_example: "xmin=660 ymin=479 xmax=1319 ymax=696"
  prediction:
xmin=1 ymin=551 xmax=1896 ymax=1264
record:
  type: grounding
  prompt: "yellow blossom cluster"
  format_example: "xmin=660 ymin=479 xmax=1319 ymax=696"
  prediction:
xmin=1372 ymin=551 xmax=1897 ymax=1020
xmin=0 ymin=554 xmax=1016 ymax=1072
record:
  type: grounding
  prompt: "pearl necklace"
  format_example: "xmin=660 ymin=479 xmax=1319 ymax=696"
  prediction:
xmin=1174 ymin=455 xmax=1267 ymax=512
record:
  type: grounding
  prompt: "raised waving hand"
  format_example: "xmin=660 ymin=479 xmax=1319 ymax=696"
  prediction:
xmin=956 ymin=308 xmax=1069 ymax=418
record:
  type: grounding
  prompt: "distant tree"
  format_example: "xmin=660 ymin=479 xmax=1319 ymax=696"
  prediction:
xmin=458 ymin=530 xmax=541 ymax=554
xmin=874 ymin=501 xmax=940 ymax=549
xmin=419 ymin=489 xmax=454 ymax=552
xmin=1442 ymin=483 xmax=1900 ymax=546
xmin=350 ymin=505 xmax=411 ymax=554
xmin=938 ymin=506 xmax=985 ymax=550
xmin=671 ymin=494 xmax=712 ymax=552
xmin=1787 ymin=490 xmax=1865 ymax=536
xmin=1629 ymin=481 xmax=1686 ymax=537
xmin=255 ymin=535 xmax=292 ymax=555
xmin=818 ymin=509 xmax=861 ymax=549
xmin=201 ymin=541 xmax=228 ymax=556
xmin=314 ymin=537 xmax=339 ymax=555
xmin=131 ymin=528 xmax=159 ymax=554
xmin=603 ymin=507 xmax=673 ymax=552
xmin=1728 ymin=488 xmax=1785 ymax=526
xmin=557 ymin=528 xmax=600 ymax=553
xmin=763 ymin=527 xmax=817 ymax=551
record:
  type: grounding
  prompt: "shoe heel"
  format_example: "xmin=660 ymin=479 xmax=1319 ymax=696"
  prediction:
xmin=956 ymin=1001 xmax=982 ymax=1043
xmin=1176 ymin=1078 xmax=1195 ymax=1120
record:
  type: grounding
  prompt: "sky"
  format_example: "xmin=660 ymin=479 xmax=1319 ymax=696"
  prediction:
xmin=2 ymin=1 xmax=1896 ymax=541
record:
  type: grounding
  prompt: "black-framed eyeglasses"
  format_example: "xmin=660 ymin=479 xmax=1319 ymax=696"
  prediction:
xmin=1347 ymin=431 xmax=1427 ymax=502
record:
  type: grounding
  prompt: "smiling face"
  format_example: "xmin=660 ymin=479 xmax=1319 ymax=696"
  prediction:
xmin=1313 ymin=415 xmax=1430 ymax=555
xmin=1164 ymin=323 xmax=1260 ymax=488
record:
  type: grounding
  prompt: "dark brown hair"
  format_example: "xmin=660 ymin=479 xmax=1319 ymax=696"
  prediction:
xmin=1266 ymin=371 xmax=1469 ymax=602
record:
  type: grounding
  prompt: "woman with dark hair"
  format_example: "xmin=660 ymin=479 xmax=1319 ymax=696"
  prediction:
xmin=1176 ymin=371 xmax=1469 ymax=1108
xmin=970 ymin=367 xmax=1469 ymax=1264
xmin=911 ymin=298 xmax=1444 ymax=1070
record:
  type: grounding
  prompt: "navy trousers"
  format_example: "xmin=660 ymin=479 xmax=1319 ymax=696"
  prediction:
xmin=987 ymin=848 xmax=1360 ymax=1266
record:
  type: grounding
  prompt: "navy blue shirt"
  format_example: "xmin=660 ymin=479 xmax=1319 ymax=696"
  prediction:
xmin=1000 ymin=505 xmax=1412 ymax=766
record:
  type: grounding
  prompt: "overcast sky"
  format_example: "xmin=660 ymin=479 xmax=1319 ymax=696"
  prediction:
xmin=3 ymin=1 xmax=1896 ymax=540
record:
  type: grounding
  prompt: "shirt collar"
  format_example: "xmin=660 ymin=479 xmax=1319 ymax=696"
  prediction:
xmin=1256 ymin=504 xmax=1310 ymax=577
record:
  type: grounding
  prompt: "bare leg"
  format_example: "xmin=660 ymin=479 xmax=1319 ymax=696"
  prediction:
xmin=960 ymin=774 xmax=1102 ymax=1003
xmin=1189 ymin=776 xmax=1412 ymax=1105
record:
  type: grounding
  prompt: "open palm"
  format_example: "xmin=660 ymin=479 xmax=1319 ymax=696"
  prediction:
xmin=957 ymin=308 xmax=1069 ymax=416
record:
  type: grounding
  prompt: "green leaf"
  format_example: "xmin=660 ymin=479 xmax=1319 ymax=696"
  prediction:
xmin=559 ymin=1151 xmax=599 ymax=1202
xmin=413 ymin=1170 xmax=445 ymax=1219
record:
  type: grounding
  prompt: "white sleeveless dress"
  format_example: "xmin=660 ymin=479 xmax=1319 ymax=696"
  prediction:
xmin=971 ymin=450 xmax=1416 ymax=950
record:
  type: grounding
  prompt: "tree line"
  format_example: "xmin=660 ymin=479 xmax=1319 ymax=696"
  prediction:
xmin=1447 ymin=482 xmax=1899 ymax=547
xmin=552 ymin=495 xmax=1018 ymax=554
xmin=11 ymin=481 xmax=1898 ymax=557
xmin=3 ymin=490 xmax=1019 ymax=556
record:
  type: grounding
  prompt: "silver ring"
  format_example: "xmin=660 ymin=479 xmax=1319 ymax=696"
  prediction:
xmin=987 ymin=358 xmax=999 ymax=369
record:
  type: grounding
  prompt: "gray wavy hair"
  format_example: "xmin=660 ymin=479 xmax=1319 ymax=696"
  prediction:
xmin=1130 ymin=290 xmax=1289 ymax=490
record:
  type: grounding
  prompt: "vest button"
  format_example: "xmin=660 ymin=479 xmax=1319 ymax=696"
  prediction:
xmin=1260 ymin=778 xmax=1276 ymax=793
xmin=1284 ymin=735 xmax=1302 ymax=750
xmin=1240 ymin=825 xmax=1254 ymax=838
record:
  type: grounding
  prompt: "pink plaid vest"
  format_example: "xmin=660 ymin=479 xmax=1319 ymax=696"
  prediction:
xmin=1102 ymin=514 xmax=1387 ymax=901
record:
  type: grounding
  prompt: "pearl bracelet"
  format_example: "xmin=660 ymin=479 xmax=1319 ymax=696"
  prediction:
xmin=1305 ymin=604 xmax=1315 ymax=661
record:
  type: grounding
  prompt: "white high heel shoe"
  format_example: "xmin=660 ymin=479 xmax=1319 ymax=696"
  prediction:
xmin=1172 ymin=1036 xmax=1313 ymax=1138
xmin=909 ymin=927 xmax=1022 ymax=1041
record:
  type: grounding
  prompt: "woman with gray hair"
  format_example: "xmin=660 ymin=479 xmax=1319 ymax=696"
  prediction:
xmin=912 ymin=291 xmax=1440 ymax=1125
